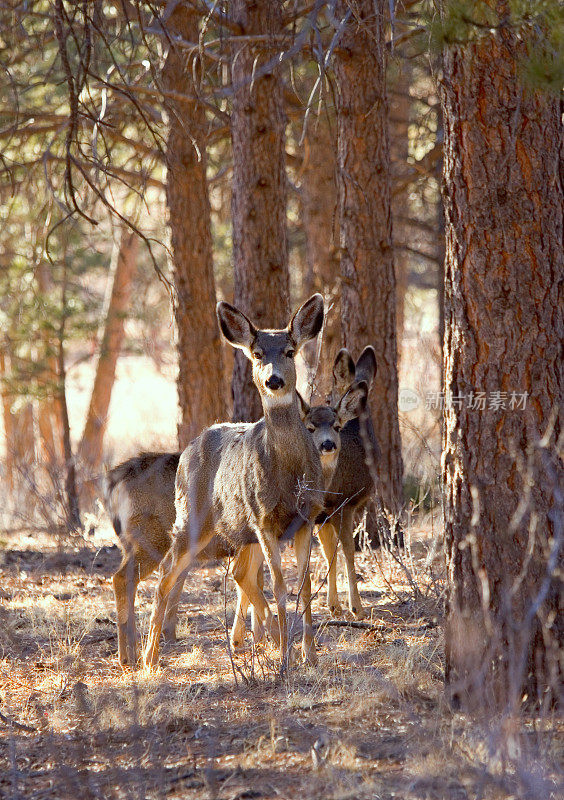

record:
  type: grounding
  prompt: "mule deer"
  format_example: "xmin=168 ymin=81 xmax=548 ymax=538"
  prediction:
xmin=105 ymin=452 xmax=266 ymax=665
xmin=104 ymin=452 xmax=179 ymax=665
xmin=143 ymin=294 xmax=325 ymax=669
xmin=314 ymin=346 xmax=380 ymax=619
xmin=230 ymin=379 xmax=369 ymax=649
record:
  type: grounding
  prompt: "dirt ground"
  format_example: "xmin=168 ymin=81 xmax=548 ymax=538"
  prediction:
xmin=0 ymin=521 xmax=561 ymax=800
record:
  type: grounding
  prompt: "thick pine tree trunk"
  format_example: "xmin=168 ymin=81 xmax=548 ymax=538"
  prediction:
xmin=78 ymin=226 xmax=137 ymax=470
xmin=230 ymin=0 xmax=289 ymax=422
xmin=164 ymin=5 xmax=226 ymax=447
xmin=334 ymin=0 xmax=404 ymax=513
xmin=442 ymin=17 xmax=563 ymax=709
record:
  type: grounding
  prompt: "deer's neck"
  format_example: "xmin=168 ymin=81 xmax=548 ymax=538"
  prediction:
xmin=262 ymin=395 xmax=309 ymax=463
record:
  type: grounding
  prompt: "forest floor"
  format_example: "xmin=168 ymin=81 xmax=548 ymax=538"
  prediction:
xmin=0 ymin=520 xmax=561 ymax=800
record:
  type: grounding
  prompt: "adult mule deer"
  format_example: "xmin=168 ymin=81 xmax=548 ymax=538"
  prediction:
xmin=143 ymin=294 xmax=325 ymax=669
xmin=230 ymin=379 xmax=369 ymax=650
xmin=104 ymin=453 xmax=265 ymax=665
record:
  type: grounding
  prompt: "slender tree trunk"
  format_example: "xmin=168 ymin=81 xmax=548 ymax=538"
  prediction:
xmin=390 ymin=62 xmax=412 ymax=357
xmin=78 ymin=226 xmax=137 ymax=470
xmin=334 ymin=0 xmax=404 ymax=513
xmin=35 ymin=263 xmax=64 ymax=465
xmin=0 ymin=349 xmax=15 ymax=491
xmin=301 ymin=112 xmax=340 ymax=388
xmin=57 ymin=269 xmax=81 ymax=531
xmin=435 ymin=107 xmax=445 ymax=386
xmin=57 ymin=335 xmax=80 ymax=530
xmin=164 ymin=5 xmax=227 ymax=447
xmin=230 ymin=0 xmax=289 ymax=422
xmin=441 ymin=12 xmax=563 ymax=709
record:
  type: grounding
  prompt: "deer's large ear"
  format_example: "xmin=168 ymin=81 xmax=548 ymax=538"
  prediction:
xmin=216 ymin=302 xmax=256 ymax=356
xmin=335 ymin=380 xmax=368 ymax=427
xmin=332 ymin=348 xmax=356 ymax=396
xmin=296 ymin=391 xmax=310 ymax=421
xmin=288 ymin=293 xmax=324 ymax=349
xmin=355 ymin=346 xmax=377 ymax=389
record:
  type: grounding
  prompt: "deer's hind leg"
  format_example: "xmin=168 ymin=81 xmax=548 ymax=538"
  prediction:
xmin=143 ymin=526 xmax=214 ymax=669
xmin=338 ymin=507 xmax=366 ymax=619
xmin=231 ymin=545 xmax=274 ymax=650
xmin=316 ymin=522 xmax=342 ymax=617
xmin=162 ymin=569 xmax=188 ymax=643
xmin=113 ymin=548 xmax=157 ymax=666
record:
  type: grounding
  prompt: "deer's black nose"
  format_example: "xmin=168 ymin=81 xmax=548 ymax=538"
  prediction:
xmin=321 ymin=439 xmax=337 ymax=452
xmin=266 ymin=375 xmax=284 ymax=391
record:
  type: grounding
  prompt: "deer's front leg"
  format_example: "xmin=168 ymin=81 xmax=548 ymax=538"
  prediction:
xmin=258 ymin=532 xmax=288 ymax=665
xmin=295 ymin=524 xmax=317 ymax=665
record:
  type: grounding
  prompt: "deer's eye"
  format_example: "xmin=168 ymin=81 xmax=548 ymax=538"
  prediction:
xmin=285 ymin=349 xmax=295 ymax=359
xmin=333 ymin=424 xmax=342 ymax=433
xmin=252 ymin=351 xmax=263 ymax=360
xmin=306 ymin=424 xmax=315 ymax=433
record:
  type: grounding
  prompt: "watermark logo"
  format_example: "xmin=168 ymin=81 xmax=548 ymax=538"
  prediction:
xmin=425 ymin=391 xmax=528 ymax=411
xmin=398 ymin=388 xmax=421 ymax=413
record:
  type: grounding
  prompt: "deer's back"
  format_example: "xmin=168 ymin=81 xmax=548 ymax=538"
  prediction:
xmin=175 ymin=419 xmax=323 ymax=547
xmin=104 ymin=452 xmax=180 ymax=558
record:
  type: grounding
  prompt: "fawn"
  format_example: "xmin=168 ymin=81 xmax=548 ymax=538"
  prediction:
xmin=143 ymin=294 xmax=326 ymax=668
xmin=314 ymin=346 xmax=381 ymax=619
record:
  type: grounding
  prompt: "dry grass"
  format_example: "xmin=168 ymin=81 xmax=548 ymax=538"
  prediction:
xmin=1 ymin=517 xmax=561 ymax=800
xmin=0 ymin=331 xmax=561 ymax=797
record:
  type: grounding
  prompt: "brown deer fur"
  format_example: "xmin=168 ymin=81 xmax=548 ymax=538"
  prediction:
xmin=143 ymin=294 xmax=325 ymax=668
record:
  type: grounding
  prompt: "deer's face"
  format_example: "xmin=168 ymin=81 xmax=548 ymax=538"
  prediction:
xmin=217 ymin=294 xmax=324 ymax=409
xmin=303 ymin=405 xmax=342 ymax=466
xmin=249 ymin=330 xmax=298 ymax=403
xmin=298 ymin=380 xmax=369 ymax=468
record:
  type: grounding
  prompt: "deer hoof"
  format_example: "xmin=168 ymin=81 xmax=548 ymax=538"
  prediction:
xmin=352 ymin=606 xmax=368 ymax=621
xmin=329 ymin=603 xmax=343 ymax=618
xmin=162 ymin=627 xmax=177 ymax=643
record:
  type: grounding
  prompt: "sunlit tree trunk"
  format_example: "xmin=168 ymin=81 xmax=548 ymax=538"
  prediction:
xmin=78 ymin=226 xmax=137 ymax=470
xmin=441 ymin=12 xmax=563 ymax=709
xmin=230 ymin=0 xmax=289 ymax=422
xmin=35 ymin=263 xmax=64 ymax=466
xmin=0 ymin=349 xmax=15 ymax=491
xmin=334 ymin=0 xmax=404 ymax=513
xmin=164 ymin=5 xmax=227 ymax=446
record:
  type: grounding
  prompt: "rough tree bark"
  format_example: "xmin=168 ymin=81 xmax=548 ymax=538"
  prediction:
xmin=78 ymin=226 xmax=137 ymax=471
xmin=334 ymin=0 xmax=404 ymax=513
xmin=441 ymin=12 xmax=563 ymax=709
xmin=164 ymin=5 xmax=226 ymax=446
xmin=301 ymin=111 xmax=340 ymax=381
xmin=230 ymin=0 xmax=289 ymax=422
